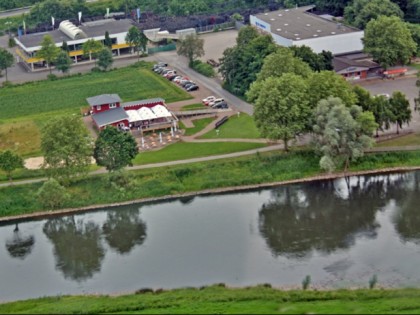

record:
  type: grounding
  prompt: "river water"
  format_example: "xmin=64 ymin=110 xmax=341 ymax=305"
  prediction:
xmin=1 ymin=171 xmax=420 ymax=302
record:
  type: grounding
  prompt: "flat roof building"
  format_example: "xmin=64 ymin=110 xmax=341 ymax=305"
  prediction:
xmin=250 ymin=5 xmax=364 ymax=55
xmin=14 ymin=18 xmax=133 ymax=70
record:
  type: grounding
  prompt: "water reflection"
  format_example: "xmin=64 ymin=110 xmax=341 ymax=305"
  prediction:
xmin=257 ymin=176 xmax=400 ymax=258
xmin=5 ymin=223 xmax=35 ymax=260
xmin=43 ymin=216 xmax=105 ymax=282
xmin=102 ymin=206 xmax=147 ymax=254
xmin=393 ymin=172 xmax=420 ymax=243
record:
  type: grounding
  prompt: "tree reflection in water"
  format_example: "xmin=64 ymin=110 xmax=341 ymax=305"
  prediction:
xmin=102 ymin=206 xmax=147 ymax=255
xmin=5 ymin=223 xmax=35 ymax=260
xmin=43 ymin=216 xmax=105 ymax=282
xmin=257 ymin=175 xmax=408 ymax=258
xmin=392 ymin=172 xmax=420 ymax=243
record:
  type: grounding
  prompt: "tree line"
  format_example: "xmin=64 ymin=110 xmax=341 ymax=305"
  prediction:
xmin=220 ymin=26 xmax=413 ymax=172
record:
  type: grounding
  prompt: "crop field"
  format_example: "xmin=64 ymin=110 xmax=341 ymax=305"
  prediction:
xmin=0 ymin=62 xmax=191 ymax=156
xmin=0 ymin=62 xmax=191 ymax=122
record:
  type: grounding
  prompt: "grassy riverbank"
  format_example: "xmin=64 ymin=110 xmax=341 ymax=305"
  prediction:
xmin=2 ymin=285 xmax=420 ymax=314
xmin=1 ymin=150 xmax=420 ymax=219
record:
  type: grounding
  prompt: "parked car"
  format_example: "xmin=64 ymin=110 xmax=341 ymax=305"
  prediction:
xmin=161 ymin=69 xmax=174 ymax=76
xmin=168 ymin=74 xmax=180 ymax=81
xmin=163 ymin=71 xmax=177 ymax=78
xmin=179 ymin=78 xmax=191 ymax=85
xmin=152 ymin=62 xmax=167 ymax=70
xmin=181 ymin=80 xmax=194 ymax=87
xmin=173 ymin=76 xmax=183 ymax=84
xmin=155 ymin=67 xmax=167 ymax=74
xmin=208 ymin=98 xmax=225 ymax=107
xmin=186 ymin=84 xmax=199 ymax=91
xmin=212 ymin=101 xmax=228 ymax=109
xmin=184 ymin=83 xmax=195 ymax=90
xmin=202 ymin=96 xmax=216 ymax=105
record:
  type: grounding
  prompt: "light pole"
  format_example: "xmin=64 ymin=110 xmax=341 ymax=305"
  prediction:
xmin=5 ymin=21 xmax=11 ymax=37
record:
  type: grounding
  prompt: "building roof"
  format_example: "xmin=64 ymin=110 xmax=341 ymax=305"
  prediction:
xmin=17 ymin=18 xmax=132 ymax=48
xmin=333 ymin=55 xmax=380 ymax=73
xmin=121 ymin=98 xmax=165 ymax=108
xmin=92 ymin=107 xmax=128 ymax=127
xmin=138 ymin=107 xmax=158 ymax=120
xmin=252 ymin=5 xmax=360 ymax=41
xmin=152 ymin=104 xmax=172 ymax=118
xmin=86 ymin=94 xmax=122 ymax=107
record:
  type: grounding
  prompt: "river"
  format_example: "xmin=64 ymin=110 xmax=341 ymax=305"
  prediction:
xmin=1 ymin=171 xmax=420 ymax=302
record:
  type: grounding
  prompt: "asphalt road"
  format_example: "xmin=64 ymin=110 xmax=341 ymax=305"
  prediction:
xmin=0 ymin=7 xmax=30 ymax=18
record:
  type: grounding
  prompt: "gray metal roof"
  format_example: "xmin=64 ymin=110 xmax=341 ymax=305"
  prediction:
xmin=92 ymin=107 xmax=128 ymax=127
xmin=86 ymin=94 xmax=122 ymax=107
xmin=17 ymin=19 xmax=132 ymax=49
xmin=121 ymin=98 xmax=165 ymax=108
xmin=253 ymin=5 xmax=360 ymax=41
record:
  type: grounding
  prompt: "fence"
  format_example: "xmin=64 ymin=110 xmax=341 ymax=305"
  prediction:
xmin=195 ymin=21 xmax=235 ymax=33
xmin=147 ymin=43 xmax=177 ymax=54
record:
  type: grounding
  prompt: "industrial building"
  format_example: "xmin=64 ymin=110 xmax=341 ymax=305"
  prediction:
xmin=250 ymin=5 xmax=364 ymax=55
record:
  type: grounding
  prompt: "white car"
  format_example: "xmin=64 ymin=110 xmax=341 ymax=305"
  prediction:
xmin=208 ymin=98 xmax=225 ymax=107
xmin=202 ymin=96 xmax=216 ymax=105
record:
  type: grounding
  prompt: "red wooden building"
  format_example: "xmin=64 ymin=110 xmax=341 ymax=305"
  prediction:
xmin=87 ymin=94 xmax=122 ymax=114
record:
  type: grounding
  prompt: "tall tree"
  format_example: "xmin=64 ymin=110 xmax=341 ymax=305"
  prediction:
xmin=93 ymin=126 xmax=138 ymax=172
xmin=97 ymin=47 xmax=113 ymax=71
xmin=363 ymin=16 xmax=416 ymax=69
xmin=344 ymin=0 xmax=404 ymax=29
xmin=0 ymin=150 xmax=24 ymax=181
xmin=55 ymin=50 xmax=72 ymax=74
xmin=370 ymin=95 xmax=394 ymax=136
xmin=249 ymin=73 xmax=311 ymax=151
xmin=0 ymin=48 xmax=14 ymax=81
xmin=82 ymin=39 xmax=103 ymax=62
xmin=61 ymin=41 xmax=69 ymax=52
xmin=125 ymin=26 xmax=148 ymax=60
xmin=256 ymin=46 xmax=312 ymax=82
xmin=36 ymin=35 xmax=60 ymax=74
xmin=176 ymin=33 xmax=204 ymax=66
xmin=312 ymin=97 xmax=377 ymax=172
xmin=104 ymin=31 xmax=113 ymax=48
xmin=41 ymin=115 xmax=93 ymax=184
xmin=290 ymin=45 xmax=332 ymax=72
xmin=389 ymin=91 xmax=412 ymax=134
xmin=307 ymin=71 xmax=357 ymax=109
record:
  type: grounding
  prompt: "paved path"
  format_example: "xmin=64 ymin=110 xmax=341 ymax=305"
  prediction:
xmin=0 ymin=7 xmax=30 ymax=18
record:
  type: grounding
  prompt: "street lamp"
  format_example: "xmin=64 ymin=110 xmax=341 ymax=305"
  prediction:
xmin=5 ymin=21 xmax=11 ymax=37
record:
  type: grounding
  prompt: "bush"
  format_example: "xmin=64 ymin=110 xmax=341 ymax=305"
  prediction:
xmin=191 ymin=60 xmax=215 ymax=77
xmin=8 ymin=38 xmax=16 ymax=48
xmin=47 ymin=74 xmax=57 ymax=81
xmin=37 ymin=178 xmax=68 ymax=209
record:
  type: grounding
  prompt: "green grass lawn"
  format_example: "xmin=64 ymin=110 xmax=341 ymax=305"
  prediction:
xmin=181 ymin=117 xmax=216 ymax=136
xmin=200 ymin=113 xmax=261 ymax=139
xmin=133 ymin=141 xmax=266 ymax=165
xmin=375 ymin=133 xmax=420 ymax=147
xmin=180 ymin=103 xmax=208 ymax=111
xmin=0 ymin=62 xmax=191 ymax=122
xmin=3 ymin=286 xmax=420 ymax=314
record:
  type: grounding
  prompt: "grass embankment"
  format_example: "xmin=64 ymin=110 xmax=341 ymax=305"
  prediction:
xmin=0 ymin=62 xmax=191 ymax=156
xmin=200 ymin=113 xmax=261 ymax=139
xmin=2 ymin=285 xmax=420 ymax=314
xmin=2 ymin=150 xmax=420 ymax=218
xmin=179 ymin=117 xmax=217 ymax=136
xmin=375 ymin=133 xmax=420 ymax=147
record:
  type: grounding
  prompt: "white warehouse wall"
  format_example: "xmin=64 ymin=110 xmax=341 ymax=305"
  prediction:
xmin=292 ymin=31 xmax=364 ymax=55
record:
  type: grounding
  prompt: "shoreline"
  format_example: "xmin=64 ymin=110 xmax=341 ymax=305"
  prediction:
xmin=1 ymin=165 xmax=420 ymax=224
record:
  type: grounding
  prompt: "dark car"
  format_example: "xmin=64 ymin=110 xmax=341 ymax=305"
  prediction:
xmin=167 ymin=74 xmax=178 ymax=81
xmin=155 ymin=67 xmax=167 ymax=74
xmin=152 ymin=62 xmax=167 ymax=70
xmin=186 ymin=84 xmax=199 ymax=91
xmin=212 ymin=101 xmax=228 ymax=109
xmin=184 ymin=83 xmax=195 ymax=89
xmin=181 ymin=81 xmax=194 ymax=87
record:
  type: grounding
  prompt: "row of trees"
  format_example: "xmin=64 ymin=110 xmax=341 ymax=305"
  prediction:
xmin=240 ymin=34 xmax=412 ymax=172
xmin=0 ymin=48 xmax=14 ymax=81
xmin=37 ymin=116 xmax=138 ymax=208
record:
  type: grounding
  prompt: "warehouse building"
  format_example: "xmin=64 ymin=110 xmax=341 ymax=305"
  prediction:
xmin=250 ymin=5 xmax=364 ymax=55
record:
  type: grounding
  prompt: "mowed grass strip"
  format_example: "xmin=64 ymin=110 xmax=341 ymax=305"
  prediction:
xmin=181 ymin=117 xmax=216 ymax=136
xmin=375 ymin=133 xmax=420 ymax=147
xmin=3 ymin=286 xmax=420 ymax=314
xmin=200 ymin=113 xmax=261 ymax=139
xmin=133 ymin=141 xmax=266 ymax=165
xmin=180 ymin=103 xmax=208 ymax=111
xmin=0 ymin=62 xmax=192 ymax=122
